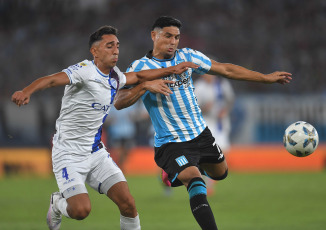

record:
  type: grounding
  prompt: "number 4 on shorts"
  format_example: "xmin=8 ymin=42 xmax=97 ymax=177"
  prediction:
xmin=62 ymin=167 xmax=69 ymax=180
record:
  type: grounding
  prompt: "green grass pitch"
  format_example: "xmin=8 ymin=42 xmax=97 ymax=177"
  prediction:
xmin=0 ymin=172 xmax=326 ymax=230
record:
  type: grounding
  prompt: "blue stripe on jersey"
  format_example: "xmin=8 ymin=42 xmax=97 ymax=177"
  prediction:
xmin=161 ymin=94 xmax=187 ymax=142
xmin=127 ymin=48 xmax=211 ymax=147
xmin=170 ymin=90 xmax=195 ymax=140
xmin=142 ymin=93 xmax=174 ymax=140
xmin=179 ymin=85 xmax=202 ymax=136
xmin=189 ymin=79 xmax=205 ymax=128
xmin=128 ymin=60 xmax=145 ymax=72
xmin=91 ymin=114 xmax=108 ymax=152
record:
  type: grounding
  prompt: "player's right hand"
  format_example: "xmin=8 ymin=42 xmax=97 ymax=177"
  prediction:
xmin=173 ymin=62 xmax=199 ymax=74
xmin=11 ymin=91 xmax=30 ymax=107
xmin=144 ymin=79 xmax=174 ymax=96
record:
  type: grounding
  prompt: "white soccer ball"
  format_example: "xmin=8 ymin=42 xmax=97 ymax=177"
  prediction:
xmin=283 ymin=121 xmax=319 ymax=157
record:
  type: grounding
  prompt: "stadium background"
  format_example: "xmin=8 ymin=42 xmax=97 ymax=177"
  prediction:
xmin=0 ymin=1 xmax=325 ymax=229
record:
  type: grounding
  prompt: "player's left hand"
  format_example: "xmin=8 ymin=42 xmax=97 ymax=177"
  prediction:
xmin=173 ymin=62 xmax=199 ymax=74
xmin=11 ymin=90 xmax=30 ymax=107
xmin=264 ymin=72 xmax=292 ymax=85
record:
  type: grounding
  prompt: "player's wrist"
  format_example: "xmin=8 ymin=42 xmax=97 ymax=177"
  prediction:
xmin=140 ymin=81 xmax=150 ymax=93
xmin=22 ymin=88 xmax=31 ymax=97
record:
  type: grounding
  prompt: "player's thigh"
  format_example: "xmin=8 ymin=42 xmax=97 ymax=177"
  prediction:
xmin=200 ymin=159 xmax=228 ymax=178
xmin=86 ymin=149 xmax=127 ymax=195
xmin=54 ymin=165 xmax=89 ymax=199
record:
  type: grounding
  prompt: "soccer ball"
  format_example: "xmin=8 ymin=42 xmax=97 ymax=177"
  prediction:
xmin=283 ymin=121 xmax=319 ymax=157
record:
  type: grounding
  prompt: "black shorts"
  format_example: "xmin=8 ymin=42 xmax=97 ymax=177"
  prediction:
xmin=154 ymin=127 xmax=224 ymax=186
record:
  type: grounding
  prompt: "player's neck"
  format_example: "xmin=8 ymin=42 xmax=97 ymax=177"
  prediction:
xmin=152 ymin=49 xmax=173 ymax=60
xmin=94 ymin=60 xmax=111 ymax=75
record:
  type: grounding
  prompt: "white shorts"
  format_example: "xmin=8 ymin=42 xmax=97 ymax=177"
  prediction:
xmin=52 ymin=147 xmax=126 ymax=199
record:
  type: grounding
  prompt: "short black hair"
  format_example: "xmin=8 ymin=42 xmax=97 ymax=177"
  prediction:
xmin=151 ymin=16 xmax=182 ymax=31
xmin=89 ymin=25 xmax=118 ymax=49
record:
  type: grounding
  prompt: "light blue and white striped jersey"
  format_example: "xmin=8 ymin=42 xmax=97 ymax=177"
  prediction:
xmin=126 ymin=48 xmax=212 ymax=147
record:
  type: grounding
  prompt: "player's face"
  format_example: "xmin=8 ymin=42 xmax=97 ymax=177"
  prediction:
xmin=91 ymin=34 xmax=119 ymax=72
xmin=152 ymin=26 xmax=180 ymax=59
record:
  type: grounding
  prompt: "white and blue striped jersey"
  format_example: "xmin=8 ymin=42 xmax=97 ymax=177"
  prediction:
xmin=126 ymin=48 xmax=212 ymax=147
xmin=52 ymin=60 xmax=126 ymax=155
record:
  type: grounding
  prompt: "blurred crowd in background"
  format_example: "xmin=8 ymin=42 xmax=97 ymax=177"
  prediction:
xmin=0 ymin=0 xmax=325 ymax=148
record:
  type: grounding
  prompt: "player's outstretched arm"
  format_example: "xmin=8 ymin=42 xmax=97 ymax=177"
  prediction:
xmin=208 ymin=59 xmax=292 ymax=84
xmin=11 ymin=72 xmax=70 ymax=107
xmin=114 ymin=79 xmax=174 ymax=110
xmin=124 ymin=62 xmax=198 ymax=85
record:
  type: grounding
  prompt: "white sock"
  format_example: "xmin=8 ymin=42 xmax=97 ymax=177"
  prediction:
xmin=120 ymin=214 xmax=141 ymax=230
xmin=55 ymin=197 xmax=71 ymax=218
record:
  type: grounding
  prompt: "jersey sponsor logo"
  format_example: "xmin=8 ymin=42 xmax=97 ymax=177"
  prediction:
xmin=92 ymin=103 xmax=110 ymax=113
xmin=164 ymin=70 xmax=191 ymax=88
xmin=168 ymin=77 xmax=190 ymax=88
xmin=175 ymin=155 xmax=189 ymax=167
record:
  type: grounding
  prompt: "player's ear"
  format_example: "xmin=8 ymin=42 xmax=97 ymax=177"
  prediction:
xmin=90 ymin=46 xmax=97 ymax=58
xmin=151 ymin=31 xmax=156 ymax=42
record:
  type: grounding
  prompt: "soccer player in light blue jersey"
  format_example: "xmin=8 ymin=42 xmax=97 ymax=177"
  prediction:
xmin=11 ymin=25 xmax=197 ymax=230
xmin=114 ymin=16 xmax=292 ymax=230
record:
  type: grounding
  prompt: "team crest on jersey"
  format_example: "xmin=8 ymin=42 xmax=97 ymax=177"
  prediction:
xmin=79 ymin=62 xmax=87 ymax=66
xmin=109 ymin=78 xmax=118 ymax=89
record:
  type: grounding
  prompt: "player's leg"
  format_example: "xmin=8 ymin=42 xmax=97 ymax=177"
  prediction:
xmin=87 ymin=149 xmax=140 ymax=230
xmin=198 ymin=127 xmax=229 ymax=182
xmin=47 ymin=166 xmax=91 ymax=230
xmin=65 ymin=194 xmax=91 ymax=219
xmin=199 ymin=160 xmax=228 ymax=181
xmin=155 ymin=140 xmax=218 ymax=230
xmin=177 ymin=166 xmax=218 ymax=230
xmin=54 ymin=167 xmax=92 ymax=220
xmin=107 ymin=181 xmax=140 ymax=230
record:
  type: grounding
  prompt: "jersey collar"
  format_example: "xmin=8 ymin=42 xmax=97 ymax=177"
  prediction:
xmin=92 ymin=60 xmax=110 ymax=78
xmin=146 ymin=50 xmax=177 ymax=62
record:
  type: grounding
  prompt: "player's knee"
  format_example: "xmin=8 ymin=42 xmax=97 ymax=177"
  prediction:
xmin=70 ymin=204 xmax=91 ymax=220
xmin=211 ymin=169 xmax=228 ymax=181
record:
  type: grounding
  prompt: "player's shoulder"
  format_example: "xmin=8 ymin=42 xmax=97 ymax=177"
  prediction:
xmin=178 ymin=47 xmax=204 ymax=56
xmin=179 ymin=47 xmax=194 ymax=52
xmin=127 ymin=56 xmax=151 ymax=72
xmin=66 ymin=59 xmax=93 ymax=72
xmin=77 ymin=59 xmax=94 ymax=71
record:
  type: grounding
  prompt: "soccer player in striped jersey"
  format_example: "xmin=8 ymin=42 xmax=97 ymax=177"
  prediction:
xmin=114 ymin=16 xmax=292 ymax=230
xmin=11 ymin=25 xmax=197 ymax=230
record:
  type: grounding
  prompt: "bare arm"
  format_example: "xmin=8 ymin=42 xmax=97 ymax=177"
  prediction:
xmin=124 ymin=61 xmax=198 ymax=85
xmin=11 ymin=72 xmax=70 ymax=106
xmin=208 ymin=59 xmax=292 ymax=84
xmin=114 ymin=79 xmax=174 ymax=110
